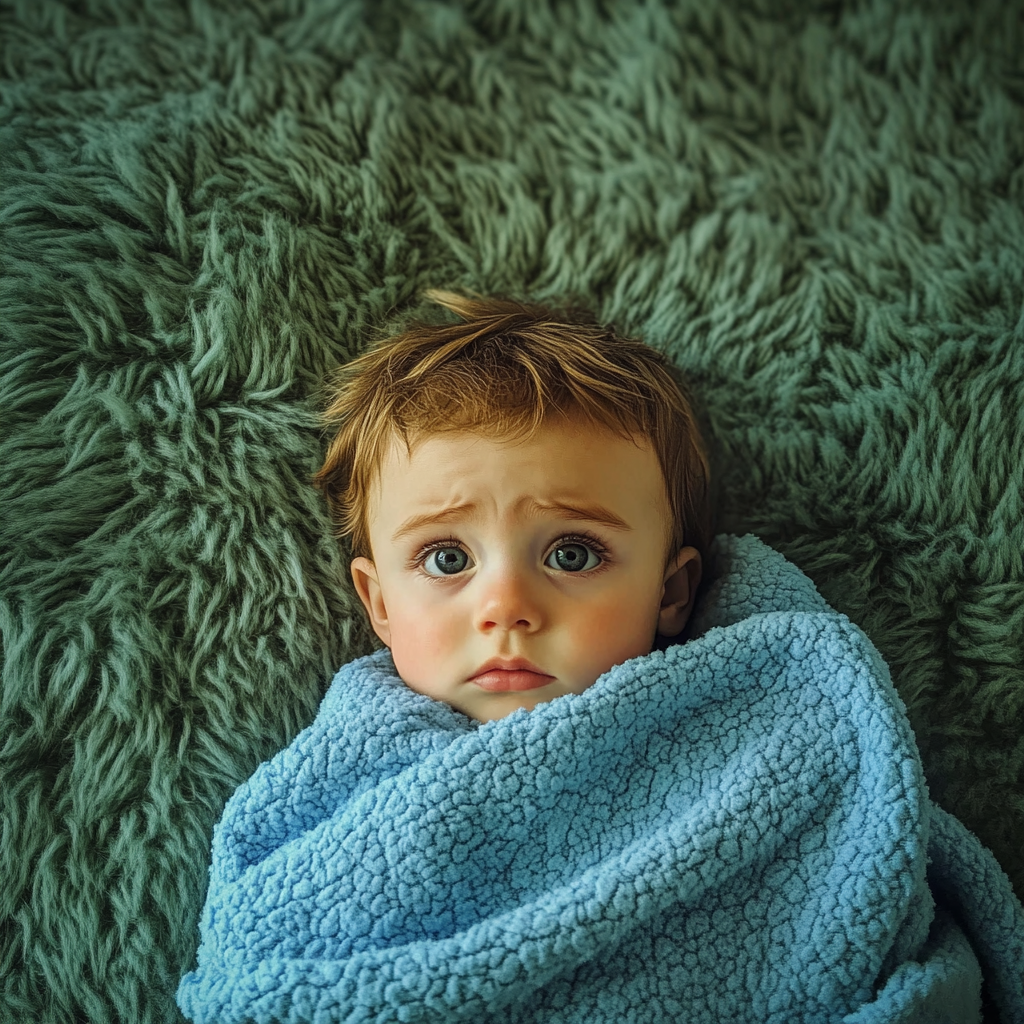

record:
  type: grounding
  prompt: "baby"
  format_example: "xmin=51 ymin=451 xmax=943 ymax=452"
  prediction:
xmin=313 ymin=288 xmax=713 ymax=723
xmin=181 ymin=289 xmax=1024 ymax=1023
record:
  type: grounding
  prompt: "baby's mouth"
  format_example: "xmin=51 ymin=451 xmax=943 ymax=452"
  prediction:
xmin=470 ymin=670 xmax=555 ymax=693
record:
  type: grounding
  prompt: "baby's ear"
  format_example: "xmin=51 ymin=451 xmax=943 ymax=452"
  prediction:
xmin=350 ymin=557 xmax=392 ymax=647
xmin=657 ymin=547 xmax=702 ymax=638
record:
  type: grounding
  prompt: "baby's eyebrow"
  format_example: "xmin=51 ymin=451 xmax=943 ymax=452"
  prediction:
xmin=392 ymin=499 xmax=632 ymax=543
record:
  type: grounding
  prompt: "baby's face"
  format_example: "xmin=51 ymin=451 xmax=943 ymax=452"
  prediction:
xmin=350 ymin=417 xmax=701 ymax=723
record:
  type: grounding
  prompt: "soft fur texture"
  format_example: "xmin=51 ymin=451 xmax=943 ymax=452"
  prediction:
xmin=1 ymin=0 xmax=1022 ymax=1021
xmin=175 ymin=534 xmax=1024 ymax=1024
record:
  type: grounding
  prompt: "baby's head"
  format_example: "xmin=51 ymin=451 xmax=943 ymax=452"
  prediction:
xmin=313 ymin=290 xmax=713 ymax=723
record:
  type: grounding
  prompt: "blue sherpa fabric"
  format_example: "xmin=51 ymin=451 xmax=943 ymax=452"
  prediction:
xmin=176 ymin=534 xmax=1024 ymax=1024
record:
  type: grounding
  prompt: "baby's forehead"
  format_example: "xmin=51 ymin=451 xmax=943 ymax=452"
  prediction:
xmin=369 ymin=424 xmax=665 ymax=521
xmin=376 ymin=429 xmax=645 ymax=494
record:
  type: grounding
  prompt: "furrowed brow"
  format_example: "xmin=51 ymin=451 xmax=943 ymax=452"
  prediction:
xmin=392 ymin=499 xmax=631 ymax=543
xmin=392 ymin=503 xmax=477 ymax=543
xmin=527 ymin=499 xmax=632 ymax=532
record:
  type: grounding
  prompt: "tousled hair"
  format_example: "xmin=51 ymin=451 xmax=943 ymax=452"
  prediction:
xmin=312 ymin=289 xmax=713 ymax=578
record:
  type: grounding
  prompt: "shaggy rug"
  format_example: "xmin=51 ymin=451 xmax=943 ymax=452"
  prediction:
xmin=1 ymin=0 xmax=1021 ymax=1021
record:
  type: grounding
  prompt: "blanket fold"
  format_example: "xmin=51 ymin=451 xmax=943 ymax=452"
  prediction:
xmin=177 ymin=534 xmax=1024 ymax=1024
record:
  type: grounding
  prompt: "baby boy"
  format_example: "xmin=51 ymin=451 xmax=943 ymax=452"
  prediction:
xmin=181 ymin=290 xmax=1024 ymax=1024
xmin=313 ymin=288 xmax=714 ymax=723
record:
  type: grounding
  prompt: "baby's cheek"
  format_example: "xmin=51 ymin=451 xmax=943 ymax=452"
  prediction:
xmin=578 ymin=596 xmax=656 ymax=668
xmin=390 ymin=604 xmax=458 ymax=688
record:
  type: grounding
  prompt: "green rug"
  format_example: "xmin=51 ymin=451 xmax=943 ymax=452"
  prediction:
xmin=2 ymin=0 xmax=1022 ymax=1020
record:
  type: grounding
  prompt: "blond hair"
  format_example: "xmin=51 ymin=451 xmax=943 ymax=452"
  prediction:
xmin=313 ymin=289 xmax=713 ymax=574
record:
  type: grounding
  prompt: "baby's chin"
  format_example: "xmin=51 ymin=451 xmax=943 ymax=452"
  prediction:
xmin=395 ymin=652 xmax=656 ymax=723
xmin=460 ymin=694 xmax=552 ymax=724
xmin=451 ymin=678 xmax=598 ymax=724
xmin=394 ymin=671 xmax=591 ymax=724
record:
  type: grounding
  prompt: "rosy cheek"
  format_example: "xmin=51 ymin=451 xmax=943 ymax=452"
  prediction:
xmin=389 ymin=600 xmax=457 ymax=686
xmin=577 ymin=596 xmax=653 ymax=667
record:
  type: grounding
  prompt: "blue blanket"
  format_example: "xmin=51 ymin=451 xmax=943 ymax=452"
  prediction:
xmin=177 ymin=534 xmax=1024 ymax=1024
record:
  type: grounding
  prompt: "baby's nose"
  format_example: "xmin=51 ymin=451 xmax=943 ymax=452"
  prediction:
xmin=473 ymin=568 xmax=543 ymax=632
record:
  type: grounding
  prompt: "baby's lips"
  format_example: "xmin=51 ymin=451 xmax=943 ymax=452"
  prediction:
xmin=471 ymin=670 xmax=555 ymax=692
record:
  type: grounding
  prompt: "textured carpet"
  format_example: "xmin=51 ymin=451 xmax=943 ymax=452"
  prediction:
xmin=1 ymin=0 xmax=1022 ymax=1021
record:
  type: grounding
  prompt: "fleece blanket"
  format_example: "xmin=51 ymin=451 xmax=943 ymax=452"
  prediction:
xmin=176 ymin=534 xmax=1024 ymax=1024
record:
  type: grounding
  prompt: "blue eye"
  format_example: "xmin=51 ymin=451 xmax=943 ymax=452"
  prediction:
xmin=416 ymin=533 xmax=607 ymax=579
xmin=545 ymin=543 xmax=601 ymax=573
xmin=422 ymin=547 xmax=470 ymax=576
